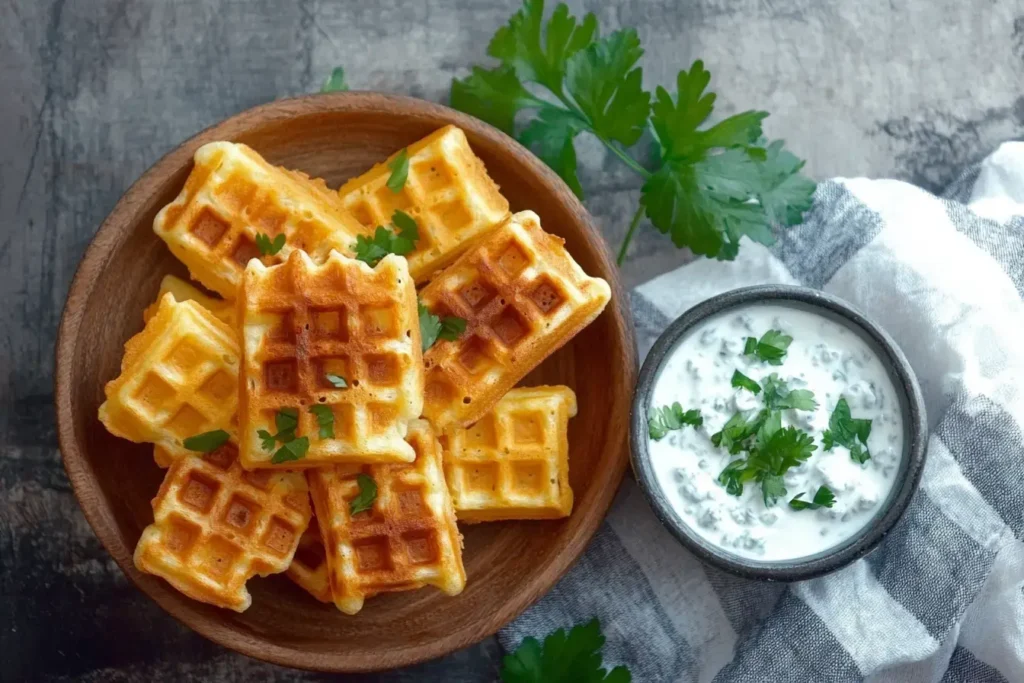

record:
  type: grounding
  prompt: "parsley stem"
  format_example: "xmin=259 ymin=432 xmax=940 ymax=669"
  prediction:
xmin=616 ymin=204 xmax=646 ymax=266
xmin=599 ymin=137 xmax=650 ymax=178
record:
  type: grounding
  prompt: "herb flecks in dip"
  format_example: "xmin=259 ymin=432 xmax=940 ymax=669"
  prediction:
xmin=648 ymin=305 xmax=903 ymax=562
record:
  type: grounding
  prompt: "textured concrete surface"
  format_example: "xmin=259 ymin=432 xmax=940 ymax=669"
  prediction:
xmin=1 ymin=0 xmax=1021 ymax=680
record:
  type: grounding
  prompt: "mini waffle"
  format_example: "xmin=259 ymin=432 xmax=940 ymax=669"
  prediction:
xmin=239 ymin=249 xmax=423 ymax=469
xmin=286 ymin=513 xmax=332 ymax=603
xmin=154 ymin=141 xmax=367 ymax=298
xmin=441 ymin=386 xmax=576 ymax=522
xmin=99 ymin=293 xmax=240 ymax=453
xmin=338 ymin=125 xmax=510 ymax=283
xmin=143 ymin=274 xmax=235 ymax=328
xmin=308 ymin=420 xmax=465 ymax=615
xmin=419 ymin=210 xmax=610 ymax=428
xmin=134 ymin=442 xmax=312 ymax=612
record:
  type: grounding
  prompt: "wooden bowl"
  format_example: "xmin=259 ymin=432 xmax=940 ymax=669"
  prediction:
xmin=54 ymin=93 xmax=636 ymax=673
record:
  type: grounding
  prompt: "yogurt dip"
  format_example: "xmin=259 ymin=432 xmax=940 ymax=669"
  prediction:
xmin=648 ymin=304 xmax=904 ymax=562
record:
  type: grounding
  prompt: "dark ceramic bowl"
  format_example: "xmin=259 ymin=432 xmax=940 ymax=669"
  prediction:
xmin=630 ymin=285 xmax=927 ymax=581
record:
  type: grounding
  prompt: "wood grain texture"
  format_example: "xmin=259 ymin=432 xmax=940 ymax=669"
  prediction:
xmin=54 ymin=93 xmax=637 ymax=673
xmin=3 ymin=0 xmax=1023 ymax=679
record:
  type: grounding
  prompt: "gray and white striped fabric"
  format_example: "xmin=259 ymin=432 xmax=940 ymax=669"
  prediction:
xmin=498 ymin=142 xmax=1024 ymax=682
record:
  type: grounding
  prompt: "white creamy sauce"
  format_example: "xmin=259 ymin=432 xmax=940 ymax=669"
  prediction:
xmin=649 ymin=304 xmax=904 ymax=562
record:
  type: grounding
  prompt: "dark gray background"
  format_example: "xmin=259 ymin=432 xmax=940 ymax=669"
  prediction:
xmin=2 ymin=1 xmax=1022 ymax=681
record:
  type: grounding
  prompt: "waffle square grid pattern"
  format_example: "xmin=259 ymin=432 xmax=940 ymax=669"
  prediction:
xmin=154 ymin=141 xmax=368 ymax=298
xmin=308 ymin=420 xmax=465 ymax=615
xmin=134 ymin=443 xmax=312 ymax=612
xmin=419 ymin=210 xmax=610 ymax=429
xmin=442 ymin=386 xmax=577 ymax=522
xmin=99 ymin=293 xmax=240 ymax=456
xmin=239 ymin=249 xmax=424 ymax=468
xmin=338 ymin=125 xmax=510 ymax=283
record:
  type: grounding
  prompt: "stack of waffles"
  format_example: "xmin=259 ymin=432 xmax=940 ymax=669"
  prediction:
xmin=98 ymin=124 xmax=610 ymax=614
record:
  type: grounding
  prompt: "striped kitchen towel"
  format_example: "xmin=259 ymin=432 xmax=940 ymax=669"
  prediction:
xmin=498 ymin=141 xmax=1024 ymax=682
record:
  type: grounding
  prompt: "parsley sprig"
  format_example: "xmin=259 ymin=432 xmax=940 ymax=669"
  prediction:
xmin=822 ymin=397 xmax=873 ymax=464
xmin=308 ymin=404 xmax=335 ymax=439
xmin=730 ymin=370 xmax=760 ymax=395
xmin=349 ymin=474 xmax=377 ymax=516
xmin=647 ymin=402 xmax=702 ymax=440
xmin=501 ymin=618 xmax=630 ymax=683
xmin=743 ymin=329 xmax=792 ymax=365
xmin=258 ymin=408 xmax=311 ymax=464
xmin=353 ymin=209 xmax=419 ymax=266
xmin=183 ymin=429 xmax=230 ymax=453
xmin=387 ymin=148 xmax=410 ymax=192
xmin=255 ymin=232 xmax=285 ymax=256
xmin=419 ymin=301 xmax=467 ymax=351
xmin=789 ymin=485 xmax=836 ymax=511
xmin=448 ymin=0 xmax=814 ymax=265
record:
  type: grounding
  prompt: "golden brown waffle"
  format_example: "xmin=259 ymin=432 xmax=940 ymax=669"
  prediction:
xmin=419 ymin=210 xmax=610 ymax=428
xmin=99 ymin=293 xmax=240 ymax=454
xmin=239 ymin=249 xmax=423 ymax=469
xmin=338 ymin=125 xmax=510 ymax=283
xmin=442 ymin=386 xmax=576 ymax=522
xmin=134 ymin=442 xmax=312 ymax=612
xmin=154 ymin=141 xmax=368 ymax=298
xmin=143 ymin=274 xmax=235 ymax=328
xmin=308 ymin=420 xmax=465 ymax=615
xmin=286 ymin=513 xmax=333 ymax=603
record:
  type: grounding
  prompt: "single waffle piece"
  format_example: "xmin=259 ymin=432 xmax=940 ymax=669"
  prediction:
xmin=308 ymin=420 xmax=465 ymax=615
xmin=154 ymin=141 xmax=367 ymax=298
xmin=285 ymin=513 xmax=332 ymax=603
xmin=442 ymin=386 xmax=576 ymax=522
xmin=419 ymin=211 xmax=610 ymax=428
xmin=239 ymin=249 xmax=423 ymax=469
xmin=134 ymin=442 xmax=312 ymax=612
xmin=143 ymin=274 xmax=235 ymax=328
xmin=338 ymin=125 xmax=510 ymax=283
xmin=99 ymin=293 xmax=240 ymax=455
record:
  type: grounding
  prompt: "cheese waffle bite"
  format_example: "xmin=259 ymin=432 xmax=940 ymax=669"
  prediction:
xmin=239 ymin=249 xmax=423 ymax=469
xmin=442 ymin=386 xmax=576 ymax=522
xmin=308 ymin=420 xmax=465 ymax=615
xmin=143 ymin=274 xmax=235 ymax=328
xmin=134 ymin=442 xmax=312 ymax=612
xmin=419 ymin=210 xmax=610 ymax=428
xmin=154 ymin=141 xmax=367 ymax=298
xmin=99 ymin=293 xmax=240 ymax=454
xmin=286 ymin=513 xmax=333 ymax=603
xmin=338 ymin=125 xmax=510 ymax=283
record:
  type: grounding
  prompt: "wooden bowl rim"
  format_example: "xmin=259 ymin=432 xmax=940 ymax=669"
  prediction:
xmin=54 ymin=91 xmax=637 ymax=673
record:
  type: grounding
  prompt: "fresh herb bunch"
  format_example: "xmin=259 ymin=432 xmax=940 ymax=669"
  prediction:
xmin=450 ymin=0 xmax=815 ymax=265
xmin=501 ymin=618 xmax=630 ymax=683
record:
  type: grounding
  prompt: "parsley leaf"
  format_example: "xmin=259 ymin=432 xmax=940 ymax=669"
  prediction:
xmin=271 ymin=436 xmax=309 ymax=464
xmin=760 ymin=373 xmax=817 ymax=411
xmin=308 ymin=405 xmax=335 ymax=439
xmin=717 ymin=458 xmax=750 ymax=496
xmin=321 ymin=67 xmax=349 ymax=93
xmin=450 ymin=65 xmax=540 ymax=136
xmin=518 ymin=106 xmax=586 ymax=197
xmin=731 ymin=370 xmax=761 ymax=395
xmin=352 ymin=211 xmax=419 ymax=266
xmin=257 ymin=429 xmax=276 ymax=452
xmin=183 ymin=429 xmax=230 ymax=453
xmin=822 ymin=397 xmax=873 ymax=464
xmin=711 ymin=409 xmax=765 ymax=454
xmin=387 ymin=148 xmax=410 ymax=192
xmin=419 ymin=301 xmax=467 ymax=351
xmin=255 ymin=232 xmax=285 ymax=256
xmin=789 ymin=485 xmax=836 ymax=511
xmin=349 ymin=474 xmax=378 ymax=516
xmin=325 ymin=373 xmax=348 ymax=389
xmin=647 ymin=402 xmax=702 ymax=440
xmin=500 ymin=618 xmax=631 ymax=683
xmin=716 ymin=423 xmax=817 ymax=507
xmin=275 ymin=408 xmax=298 ymax=436
xmin=759 ymin=474 xmax=787 ymax=508
xmin=743 ymin=329 xmax=792 ymax=365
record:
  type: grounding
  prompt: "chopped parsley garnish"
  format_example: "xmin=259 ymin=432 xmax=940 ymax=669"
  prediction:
xmin=260 ymin=408 xmax=310 ymax=463
xmin=325 ymin=373 xmax=348 ymax=388
xmin=349 ymin=474 xmax=378 ymax=516
xmin=308 ymin=404 xmax=335 ymax=439
xmin=321 ymin=66 xmax=349 ymax=92
xmin=647 ymin=402 xmax=703 ymax=440
xmin=716 ymin=425 xmax=817 ymax=506
xmin=449 ymin=0 xmax=814 ymax=266
xmin=182 ymin=429 xmax=230 ymax=453
xmin=743 ymin=329 xmax=792 ymax=365
xmin=760 ymin=373 xmax=817 ymax=411
xmin=255 ymin=232 xmax=285 ymax=256
xmin=789 ymin=486 xmax=836 ymax=511
xmin=822 ymin=397 xmax=873 ymax=464
xmin=418 ymin=301 xmax=467 ymax=351
xmin=500 ymin=618 xmax=630 ymax=683
xmin=271 ymin=436 xmax=309 ymax=464
xmin=352 ymin=209 xmax=419 ymax=266
xmin=731 ymin=370 xmax=761 ymax=394
xmin=386 ymin=148 xmax=410 ymax=192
